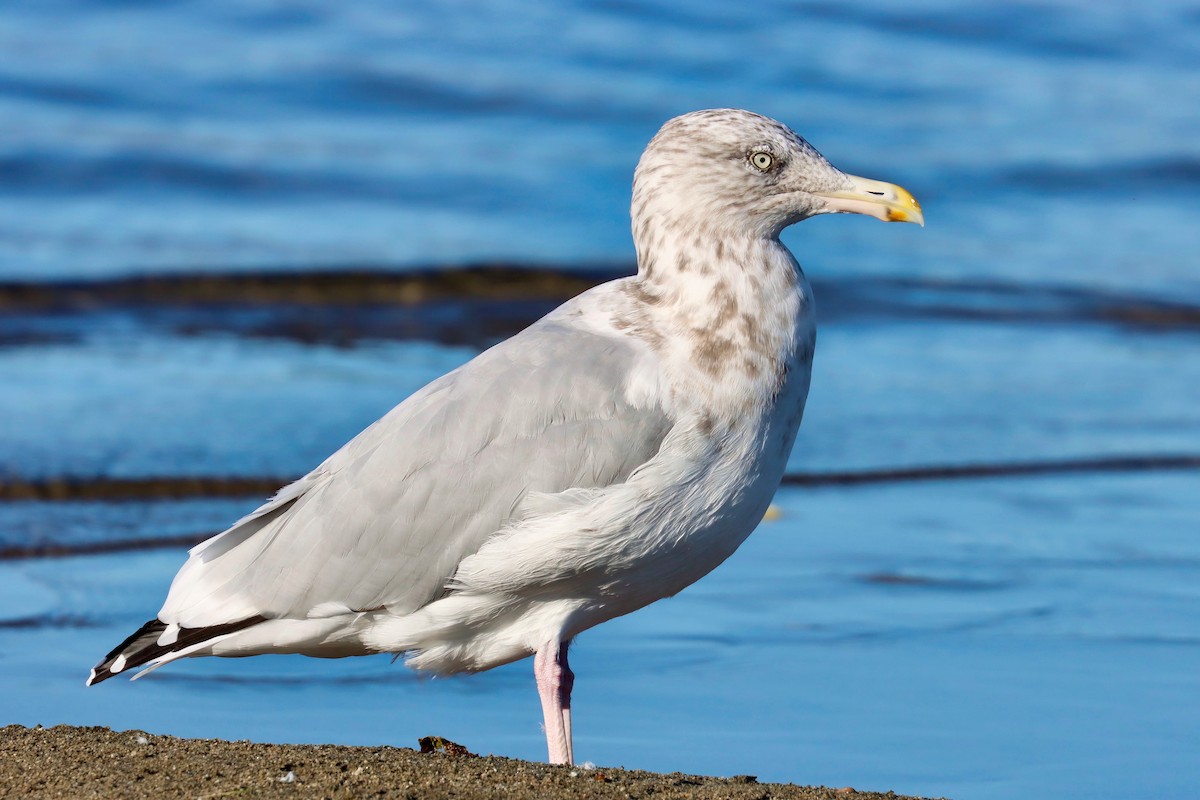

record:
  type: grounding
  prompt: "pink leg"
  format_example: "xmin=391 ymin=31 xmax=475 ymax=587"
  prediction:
xmin=534 ymin=640 xmax=575 ymax=765
xmin=561 ymin=645 xmax=574 ymax=765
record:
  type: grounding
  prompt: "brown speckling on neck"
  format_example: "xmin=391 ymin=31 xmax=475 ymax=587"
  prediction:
xmin=691 ymin=333 xmax=737 ymax=377
xmin=622 ymin=280 xmax=664 ymax=307
xmin=737 ymin=312 xmax=767 ymax=351
xmin=612 ymin=308 xmax=666 ymax=352
xmin=739 ymin=356 xmax=766 ymax=380
xmin=707 ymin=281 xmax=738 ymax=323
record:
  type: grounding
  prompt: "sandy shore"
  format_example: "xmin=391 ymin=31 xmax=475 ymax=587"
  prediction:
xmin=2 ymin=724 xmax=936 ymax=799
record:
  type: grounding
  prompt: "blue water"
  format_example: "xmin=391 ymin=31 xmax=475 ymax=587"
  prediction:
xmin=3 ymin=1 xmax=1199 ymax=294
xmin=1 ymin=2 xmax=1199 ymax=799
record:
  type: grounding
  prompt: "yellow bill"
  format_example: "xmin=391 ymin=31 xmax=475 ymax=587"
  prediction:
xmin=814 ymin=174 xmax=924 ymax=226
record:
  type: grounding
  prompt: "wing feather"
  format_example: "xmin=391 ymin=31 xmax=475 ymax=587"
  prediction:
xmin=159 ymin=315 xmax=671 ymax=629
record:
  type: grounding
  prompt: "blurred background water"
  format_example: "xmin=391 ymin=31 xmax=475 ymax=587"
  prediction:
xmin=1 ymin=2 xmax=1198 ymax=799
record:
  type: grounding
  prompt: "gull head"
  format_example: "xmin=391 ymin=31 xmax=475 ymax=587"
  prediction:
xmin=632 ymin=109 xmax=923 ymax=241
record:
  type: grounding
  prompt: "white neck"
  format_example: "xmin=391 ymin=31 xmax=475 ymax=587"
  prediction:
xmin=620 ymin=228 xmax=814 ymax=419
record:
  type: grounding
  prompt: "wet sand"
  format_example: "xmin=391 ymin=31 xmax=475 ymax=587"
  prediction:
xmin=1 ymin=724 xmax=935 ymax=799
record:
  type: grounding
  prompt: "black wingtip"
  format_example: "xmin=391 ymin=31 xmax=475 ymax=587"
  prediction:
xmin=86 ymin=615 xmax=268 ymax=686
xmin=87 ymin=618 xmax=166 ymax=686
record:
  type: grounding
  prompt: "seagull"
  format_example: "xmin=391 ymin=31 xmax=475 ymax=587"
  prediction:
xmin=87 ymin=109 xmax=922 ymax=765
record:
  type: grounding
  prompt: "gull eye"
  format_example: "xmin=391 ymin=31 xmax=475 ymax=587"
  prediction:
xmin=750 ymin=152 xmax=774 ymax=171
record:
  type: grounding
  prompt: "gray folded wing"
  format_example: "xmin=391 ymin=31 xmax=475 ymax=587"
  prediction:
xmin=159 ymin=320 xmax=672 ymax=629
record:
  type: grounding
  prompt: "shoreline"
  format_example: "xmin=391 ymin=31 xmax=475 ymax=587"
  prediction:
xmin=2 ymin=724 xmax=937 ymax=799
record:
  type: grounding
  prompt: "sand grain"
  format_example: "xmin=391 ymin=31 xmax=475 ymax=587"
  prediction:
xmin=1 ymin=724 xmax=937 ymax=799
